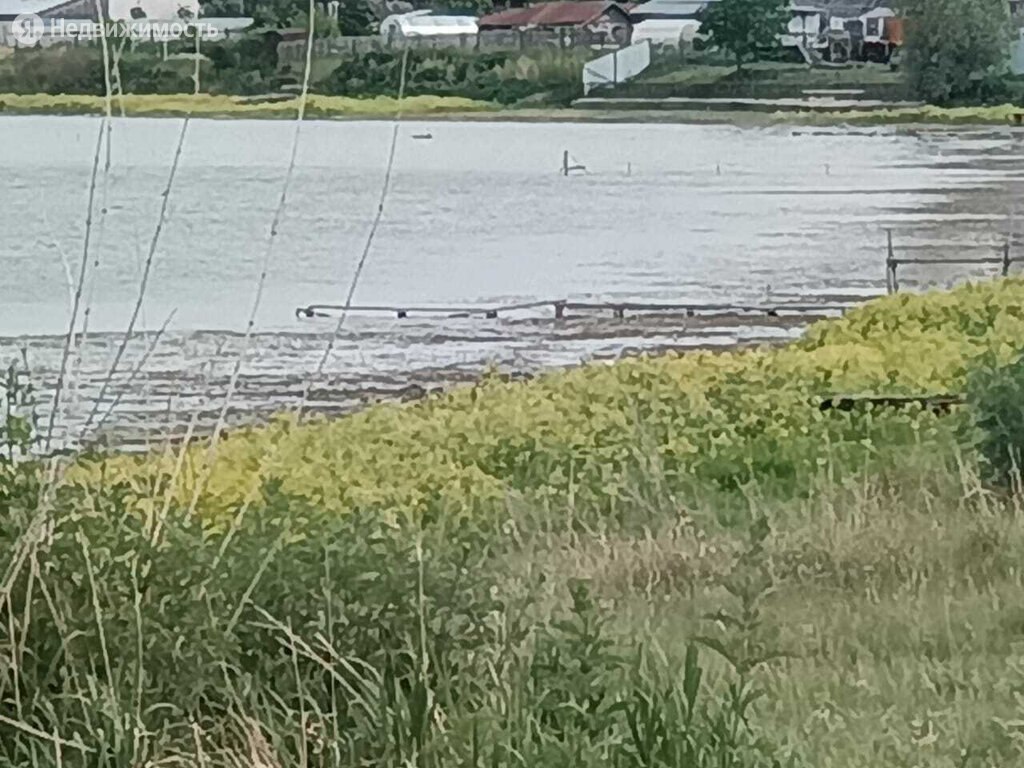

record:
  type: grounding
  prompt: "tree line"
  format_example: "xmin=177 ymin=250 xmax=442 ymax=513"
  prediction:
xmin=704 ymin=0 xmax=1018 ymax=105
xmin=3 ymin=0 xmax=1022 ymax=106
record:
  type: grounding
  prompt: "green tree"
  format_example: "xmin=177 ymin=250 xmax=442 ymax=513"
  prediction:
xmin=902 ymin=0 xmax=1011 ymax=104
xmin=429 ymin=0 xmax=492 ymax=14
xmin=701 ymin=0 xmax=787 ymax=70
xmin=968 ymin=352 xmax=1024 ymax=488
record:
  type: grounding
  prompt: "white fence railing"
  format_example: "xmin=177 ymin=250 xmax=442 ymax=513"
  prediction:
xmin=582 ymin=40 xmax=650 ymax=95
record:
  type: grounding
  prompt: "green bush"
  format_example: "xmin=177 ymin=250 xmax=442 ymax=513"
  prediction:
xmin=318 ymin=48 xmax=586 ymax=105
xmin=0 ymin=360 xmax=38 ymax=512
xmin=0 ymin=37 xmax=588 ymax=103
xmin=902 ymin=0 xmax=1012 ymax=105
xmin=0 ymin=366 xmax=785 ymax=767
xmin=968 ymin=353 xmax=1024 ymax=487
xmin=0 ymin=34 xmax=283 ymax=97
xmin=0 ymin=46 xmax=106 ymax=95
xmin=0 ymin=469 xmax=784 ymax=766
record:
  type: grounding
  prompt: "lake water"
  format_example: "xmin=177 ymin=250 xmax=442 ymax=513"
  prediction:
xmin=2 ymin=116 xmax=1023 ymax=448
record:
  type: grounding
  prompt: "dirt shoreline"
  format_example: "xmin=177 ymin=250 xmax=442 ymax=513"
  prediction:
xmin=2 ymin=93 xmax=1023 ymax=127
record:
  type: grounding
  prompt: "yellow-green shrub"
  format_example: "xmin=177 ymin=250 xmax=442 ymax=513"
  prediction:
xmin=74 ymin=278 xmax=1024 ymax=523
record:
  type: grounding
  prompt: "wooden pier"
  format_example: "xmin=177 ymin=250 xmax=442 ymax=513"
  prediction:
xmin=295 ymin=298 xmax=860 ymax=322
xmin=821 ymin=394 xmax=964 ymax=414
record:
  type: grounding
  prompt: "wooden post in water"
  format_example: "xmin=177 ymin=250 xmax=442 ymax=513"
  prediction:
xmin=885 ymin=229 xmax=899 ymax=294
xmin=562 ymin=151 xmax=585 ymax=176
xmin=1003 ymin=241 xmax=1012 ymax=277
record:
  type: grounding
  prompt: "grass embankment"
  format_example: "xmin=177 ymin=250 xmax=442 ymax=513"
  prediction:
xmin=564 ymin=103 xmax=1024 ymax=127
xmin=2 ymin=90 xmax=1024 ymax=125
xmin=805 ymin=103 xmax=1024 ymax=125
xmin=636 ymin=61 xmax=905 ymax=91
xmin=0 ymin=92 xmax=497 ymax=118
xmin=3 ymin=280 xmax=1024 ymax=766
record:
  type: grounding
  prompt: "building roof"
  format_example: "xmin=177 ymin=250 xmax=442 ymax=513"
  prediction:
xmin=202 ymin=16 xmax=252 ymax=30
xmin=478 ymin=2 xmax=632 ymax=30
xmin=629 ymin=0 xmax=717 ymax=21
xmin=796 ymin=0 xmax=891 ymax=13
xmin=0 ymin=0 xmax=72 ymax=17
xmin=631 ymin=17 xmax=700 ymax=43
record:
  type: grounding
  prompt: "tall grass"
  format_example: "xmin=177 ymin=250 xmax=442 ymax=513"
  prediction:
xmin=4 ymin=281 xmax=1024 ymax=766
xmin=0 ymin=461 xmax=784 ymax=766
xmin=3 ymin=418 xmax=1023 ymax=767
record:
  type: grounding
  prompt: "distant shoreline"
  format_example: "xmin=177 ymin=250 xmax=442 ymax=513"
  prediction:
xmin=1 ymin=93 xmax=1023 ymax=127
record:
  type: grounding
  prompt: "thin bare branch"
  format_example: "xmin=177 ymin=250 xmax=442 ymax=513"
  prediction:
xmin=82 ymin=118 xmax=190 ymax=436
xmin=299 ymin=47 xmax=410 ymax=419
xmin=44 ymin=121 xmax=106 ymax=452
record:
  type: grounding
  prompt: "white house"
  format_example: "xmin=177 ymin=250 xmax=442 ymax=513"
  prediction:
xmin=631 ymin=18 xmax=701 ymax=49
xmin=781 ymin=4 xmax=828 ymax=53
xmin=628 ymin=0 xmax=715 ymax=49
xmin=379 ymin=9 xmax=477 ymax=41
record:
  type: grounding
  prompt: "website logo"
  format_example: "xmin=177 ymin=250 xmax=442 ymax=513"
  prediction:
xmin=12 ymin=13 xmax=44 ymax=46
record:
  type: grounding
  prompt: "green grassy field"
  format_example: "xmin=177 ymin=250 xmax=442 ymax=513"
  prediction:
xmin=637 ymin=61 xmax=904 ymax=88
xmin=2 ymin=279 xmax=1024 ymax=766
xmin=0 ymin=92 xmax=497 ymax=118
xmin=1 ymin=90 xmax=1024 ymax=126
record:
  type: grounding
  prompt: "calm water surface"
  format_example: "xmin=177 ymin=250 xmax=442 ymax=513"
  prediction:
xmin=1 ymin=116 xmax=1023 ymax=446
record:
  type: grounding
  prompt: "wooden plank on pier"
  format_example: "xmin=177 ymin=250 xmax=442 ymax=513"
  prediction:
xmin=563 ymin=301 xmax=850 ymax=314
xmin=295 ymin=298 xmax=856 ymax=320
xmin=296 ymin=299 xmax=561 ymax=318
xmin=889 ymin=257 xmax=1015 ymax=266
xmin=820 ymin=394 xmax=964 ymax=413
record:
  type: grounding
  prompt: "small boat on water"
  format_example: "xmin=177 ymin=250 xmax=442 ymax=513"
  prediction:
xmin=412 ymin=132 xmax=433 ymax=140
